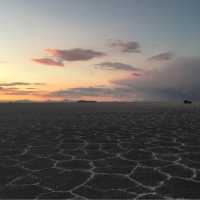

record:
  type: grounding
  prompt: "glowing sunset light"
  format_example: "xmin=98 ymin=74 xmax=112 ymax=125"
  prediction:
xmin=0 ymin=0 xmax=200 ymax=101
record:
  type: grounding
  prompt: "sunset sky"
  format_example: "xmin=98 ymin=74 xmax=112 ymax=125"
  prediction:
xmin=0 ymin=0 xmax=200 ymax=101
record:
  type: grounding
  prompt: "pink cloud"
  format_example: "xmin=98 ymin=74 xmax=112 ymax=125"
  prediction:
xmin=32 ymin=58 xmax=64 ymax=66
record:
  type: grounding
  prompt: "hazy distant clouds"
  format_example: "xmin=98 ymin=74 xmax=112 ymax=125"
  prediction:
xmin=148 ymin=52 xmax=174 ymax=61
xmin=50 ymin=86 xmax=135 ymax=100
xmin=0 ymin=82 xmax=45 ymax=86
xmin=0 ymin=87 xmax=44 ymax=96
xmin=0 ymin=82 xmax=46 ymax=97
xmin=51 ymin=87 xmax=113 ymax=97
xmin=96 ymin=62 xmax=141 ymax=71
xmin=108 ymin=39 xmax=141 ymax=53
xmin=112 ymin=57 xmax=200 ymax=100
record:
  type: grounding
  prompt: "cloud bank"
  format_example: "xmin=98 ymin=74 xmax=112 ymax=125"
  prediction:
xmin=51 ymin=87 xmax=113 ymax=97
xmin=48 ymin=57 xmax=200 ymax=101
xmin=6 ymin=57 xmax=200 ymax=101
xmin=50 ymin=86 xmax=136 ymax=100
xmin=112 ymin=57 xmax=200 ymax=100
xmin=50 ymin=57 xmax=200 ymax=101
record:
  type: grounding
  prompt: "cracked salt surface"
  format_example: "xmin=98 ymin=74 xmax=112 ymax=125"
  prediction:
xmin=0 ymin=102 xmax=200 ymax=199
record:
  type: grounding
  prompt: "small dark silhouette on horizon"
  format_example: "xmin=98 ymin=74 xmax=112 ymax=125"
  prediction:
xmin=77 ymin=100 xmax=97 ymax=103
xmin=184 ymin=100 xmax=192 ymax=104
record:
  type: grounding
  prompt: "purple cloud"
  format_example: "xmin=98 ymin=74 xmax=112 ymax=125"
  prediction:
xmin=108 ymin=39 xmax=141 ymax=53
xmin=148 ymin=52 xmax=174 ymax=61
xmin=96 ymin=62 xmax=141 ymax=71
xmin=45 ymin=48 xmax=106 ymax=61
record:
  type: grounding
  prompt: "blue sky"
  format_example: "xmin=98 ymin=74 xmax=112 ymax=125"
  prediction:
xmin=1 ymin=0 xmax=199 ymax=55
xmin=0 ymin=0 xmax=200 ymax=101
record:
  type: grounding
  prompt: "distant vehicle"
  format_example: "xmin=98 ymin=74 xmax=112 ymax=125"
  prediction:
xmin=184 ymin=100 xmax=192 ymax=104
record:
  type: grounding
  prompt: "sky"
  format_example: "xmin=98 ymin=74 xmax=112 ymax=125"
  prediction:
xmin=0 ymin=0 xmax=200 ymax=101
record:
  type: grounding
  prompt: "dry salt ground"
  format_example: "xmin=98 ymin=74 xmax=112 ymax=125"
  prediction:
xmin=0 ymin=102 xmax=200 ymax=199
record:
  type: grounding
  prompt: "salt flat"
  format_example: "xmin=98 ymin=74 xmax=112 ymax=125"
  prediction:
xmin=0 ymin=102 xmax=200 ymax=199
